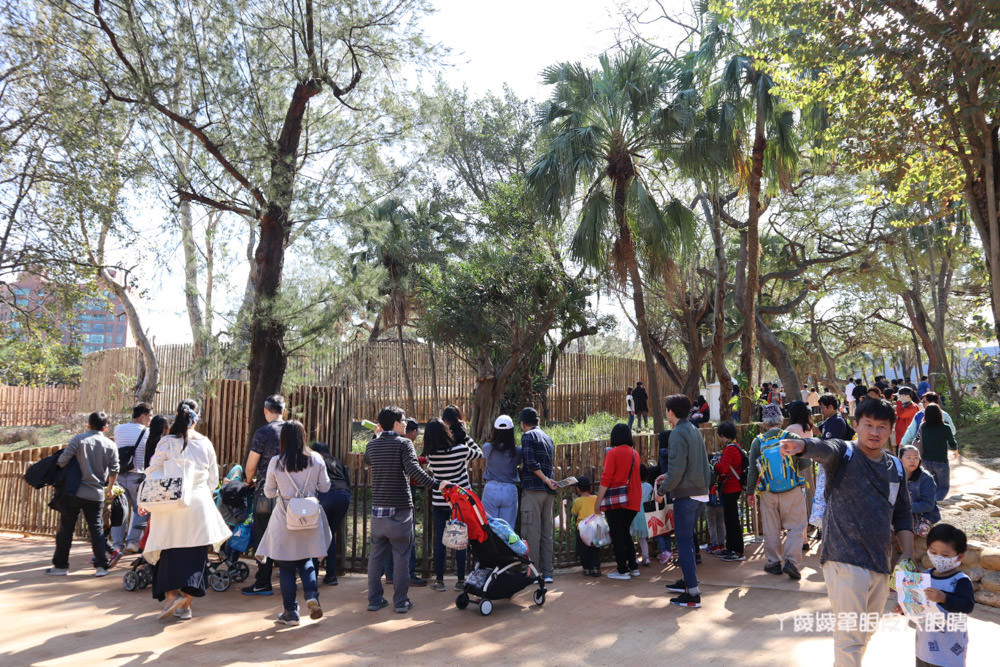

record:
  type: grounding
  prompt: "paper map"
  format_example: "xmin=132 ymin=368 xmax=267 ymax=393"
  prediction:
xmin=895 ymin=570 xmax=936 ymax=621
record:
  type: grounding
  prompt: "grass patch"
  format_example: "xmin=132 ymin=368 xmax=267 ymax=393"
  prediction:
xmin=958 ymin=412 xmax=1000 ymax=472
xmin=0 ymin=425 xmax=74 ymax=454
xmin=349 ymin=412 xmax=627 ymax=452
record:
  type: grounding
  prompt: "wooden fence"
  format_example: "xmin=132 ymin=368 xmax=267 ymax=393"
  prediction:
xmin=76 ymin=341 xmax=677 ymax=424
xmin=0 ymin=385 xmax=79 ymax=426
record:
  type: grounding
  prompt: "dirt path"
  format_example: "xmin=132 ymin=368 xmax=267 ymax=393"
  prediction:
xmin=2 ymin=459 xmax=998 ymax=666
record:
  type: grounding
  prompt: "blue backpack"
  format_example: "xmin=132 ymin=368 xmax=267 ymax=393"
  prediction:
xmin=756 ymin=429 xmax=805 ymax=493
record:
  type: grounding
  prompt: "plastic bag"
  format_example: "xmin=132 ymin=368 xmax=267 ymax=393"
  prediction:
xmin=228 ymin=519 xmax=253 ymax=553
xmin=578 ymin=513 xmax=611 ymax=547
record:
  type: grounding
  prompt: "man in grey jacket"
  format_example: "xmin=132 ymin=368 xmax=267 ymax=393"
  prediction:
xmin=656 ymin=394 xmax=712 ymax=608
xmin=47 ymin=411 xmax=119 ymax=577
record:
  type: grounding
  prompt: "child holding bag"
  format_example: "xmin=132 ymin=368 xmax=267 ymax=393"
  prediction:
xmin=630 ymin=465 xmax=653 ymax=565
xmin=572 ymin=476 xmax=600 ymax=576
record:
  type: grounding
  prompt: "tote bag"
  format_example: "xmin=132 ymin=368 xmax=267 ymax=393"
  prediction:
xmin=137 ymin=456 xmax=191 ymax=511
xmin=644 ymin=497 xmax=674 ymax=537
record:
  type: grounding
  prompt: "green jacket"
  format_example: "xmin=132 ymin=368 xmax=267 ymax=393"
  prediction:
xmin=657 ymin=420 xmax=712 ymax=499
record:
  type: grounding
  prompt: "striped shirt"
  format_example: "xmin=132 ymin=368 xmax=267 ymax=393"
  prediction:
xmin=427 ymin=436 xmax=483 ymax=508
xmin=364 ymin=432 xmax=439 ymax=510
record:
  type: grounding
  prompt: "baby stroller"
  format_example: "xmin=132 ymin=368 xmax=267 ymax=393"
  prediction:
xmin=205 ymin=464 xmax=255 ymax=591
xmin=122 ymin=523 xmax=154 ymax=591
xmin=442 ymin=486 xmax=546 ymax=616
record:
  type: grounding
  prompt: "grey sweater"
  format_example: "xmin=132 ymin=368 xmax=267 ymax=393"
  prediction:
xmin=800 ymin=437 xmax=912 ymax=574
xmin=58 ymin=430 xmax=119 ymax=502
xmin=658 ymin=420 xmax=712 ymax=499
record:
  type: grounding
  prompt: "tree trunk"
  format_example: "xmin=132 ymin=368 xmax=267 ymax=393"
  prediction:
xmin=247 ymin=81 xmax=320 ymax=442
xmin=739 ymin=94 xmax=767 ymax=423
xmin=397 ymin=324 xmax=416 ymax=416
xmin=99 ymin=269 xmax=158 ymax=405
xmin=428 ymin=341 xmax=441 ymax=415
xmin=756 ymin=314 xmax=800 ymax=398
xmin=616 ymin=184 xmax=664 ymax=432
xmin=707 ymin=194 xmax=733 ymax=420
xmin=179 ymin=196 xmax=209 ymax=396
xmin=963 ymin=126 xmax=1000 ymax=348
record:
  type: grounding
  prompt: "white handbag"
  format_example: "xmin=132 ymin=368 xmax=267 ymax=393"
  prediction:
xmin=442 ymin=519 xmax=469 ymax=550
xmin=137 ymin=456 xmax=190 ymax=511
xmin=282 ymin=469 xmax=321 ymax=531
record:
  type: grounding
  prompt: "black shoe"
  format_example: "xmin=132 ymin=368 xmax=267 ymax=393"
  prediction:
xmin=323 ymin=573 xmax=338 ymax=586
xmin=664 ymin=578 xmax=687 ymax=593
xmin=721 ymin=551 xmax=745 ymax=562
xmin=802 ymin=543 xmax=810 ymax=552
xmin=409 ymin=577 xmax=428 ymax=587
xmin=669 ymin=592 xmax=701 ymax=608
xmin=242 ymin=584 xmax=274 ymax=596
xmin=764 ymin=562 xmax=783 ymax=575
xmin=783 ymin=561 xmax=801 ymax=580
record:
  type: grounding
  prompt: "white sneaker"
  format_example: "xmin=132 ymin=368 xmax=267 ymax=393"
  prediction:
xmin=94 ymin=568 xmax=109 ymax=577
xmin=629 ymin=569 xmax=641 ymax=577
xmin=606 ymin=571 xmax=631 ymax=580
xmin=45 ymin=567 xmax=69 ymax=576
xmin=174 ymin=607 xmax=192 ymax=620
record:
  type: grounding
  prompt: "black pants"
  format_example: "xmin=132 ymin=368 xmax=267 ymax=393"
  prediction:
xmin=251 ymin=491 xmax=274 ymax=586
xmin=576 ymin=534 xmax=600 ymax=571
xmin=605 ymin=508 xmax=638 ymax=573
xmin=721 ymin=492 xmax=744 ymax=556
xmin=53 ymin=495 xmax=107 ymax=569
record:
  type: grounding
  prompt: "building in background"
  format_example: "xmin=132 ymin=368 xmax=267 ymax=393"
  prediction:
xmin=1 ymin=272 xmax=132 ymax=354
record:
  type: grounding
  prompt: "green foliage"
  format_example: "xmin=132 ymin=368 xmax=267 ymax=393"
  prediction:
xmin=0 ymin=338 xmax=81 ymax=386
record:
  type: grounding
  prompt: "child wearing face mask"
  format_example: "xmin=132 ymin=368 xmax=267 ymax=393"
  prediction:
xmin=914 ymin=523 xmax=973 ymax=667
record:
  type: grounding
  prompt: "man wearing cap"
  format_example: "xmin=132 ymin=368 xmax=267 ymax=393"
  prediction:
xmin=747 ymin=403 xmax=808 ymax=581
xmin=481 ymin=415 xmax=521 ymax=527
xmin=519 ymin=407 xmax=557 ymax=584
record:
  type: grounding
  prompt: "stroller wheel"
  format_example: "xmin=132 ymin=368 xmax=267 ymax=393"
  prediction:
xmin=208 ymin=568 xmax=231 ymax=592
xmin=137 ymin=564 xmax=153 ymax=589
xmin=533 ymin=589 xmax=546 ymax=606
xmin=231 ymin=560 xmax=250 ymax=583
xmin=455 ymin=593 xmax=470 ymax=610
xmin=122 ymin=570 xmax=138 ymax=591
xmin=479 ymin=599 xmax=493 ymax=616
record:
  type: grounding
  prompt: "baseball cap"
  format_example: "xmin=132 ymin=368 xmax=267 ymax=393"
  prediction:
xmin=493 ymin=415 xmax=514 ymax=430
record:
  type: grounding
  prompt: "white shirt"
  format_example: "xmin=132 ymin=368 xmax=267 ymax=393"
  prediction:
xmin=626 ymin=395 xmax=635 ymax=413
xmin=114 ymin=422 xmax=148 ymax=473
xmin=845 ymin=382 xmax=856 ymax=402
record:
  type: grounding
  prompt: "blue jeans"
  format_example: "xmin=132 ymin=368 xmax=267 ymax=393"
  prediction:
xmin=317 ymin=489 xmax=351 ymax=575
xmin=481 ymin=481 xmax=518 ymax=527
xmin=673 ymin=497 xmax=705 ymax=591
xmin=110 ymin=471 xmax=147 ymax=549
xmin=277 ymin=558 xmax=318 ymax=617
xmin=627 ymin=413 xmax=635 ymax=430
xmin=923 ymin=460 xmax=950 ymax=501
xmin=433 ymin=506 xmax=465 ymax=581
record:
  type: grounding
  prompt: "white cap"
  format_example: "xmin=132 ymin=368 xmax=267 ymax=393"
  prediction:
xmin=493 ymin=414 xmax=514 ymax=430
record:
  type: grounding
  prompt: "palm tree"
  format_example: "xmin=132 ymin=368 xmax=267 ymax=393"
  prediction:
xmin=528 ymin=43 xmax=695 ymax=433
xmin=349 ymin=197 xmax=461 ymax=415
xmin=686 ymin=13 xmax=801 ymax=423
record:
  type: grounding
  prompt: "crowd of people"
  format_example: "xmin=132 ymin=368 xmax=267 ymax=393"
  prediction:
xmin=40 ymin=374 xmax=971 ymax=667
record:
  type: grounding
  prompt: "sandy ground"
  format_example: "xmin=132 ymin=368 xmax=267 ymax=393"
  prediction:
xmin=2 ymin=461 xmax=999 ymax=666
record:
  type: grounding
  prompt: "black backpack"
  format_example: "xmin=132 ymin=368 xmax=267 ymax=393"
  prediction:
xmin=724 ymin=443 xmax=750 ymax=490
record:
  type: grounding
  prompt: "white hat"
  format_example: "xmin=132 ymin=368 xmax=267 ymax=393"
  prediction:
xmin=493 ymin=414 xmax=514 ymax=430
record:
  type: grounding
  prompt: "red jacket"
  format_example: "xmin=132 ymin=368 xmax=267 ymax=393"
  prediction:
xmin=714 ymin=443 xmax=744 ymax=495
xmin=895 ymin=402 xmax=920 ymax=446
xmin=600 ymin=445 xmax=642 ymax=512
